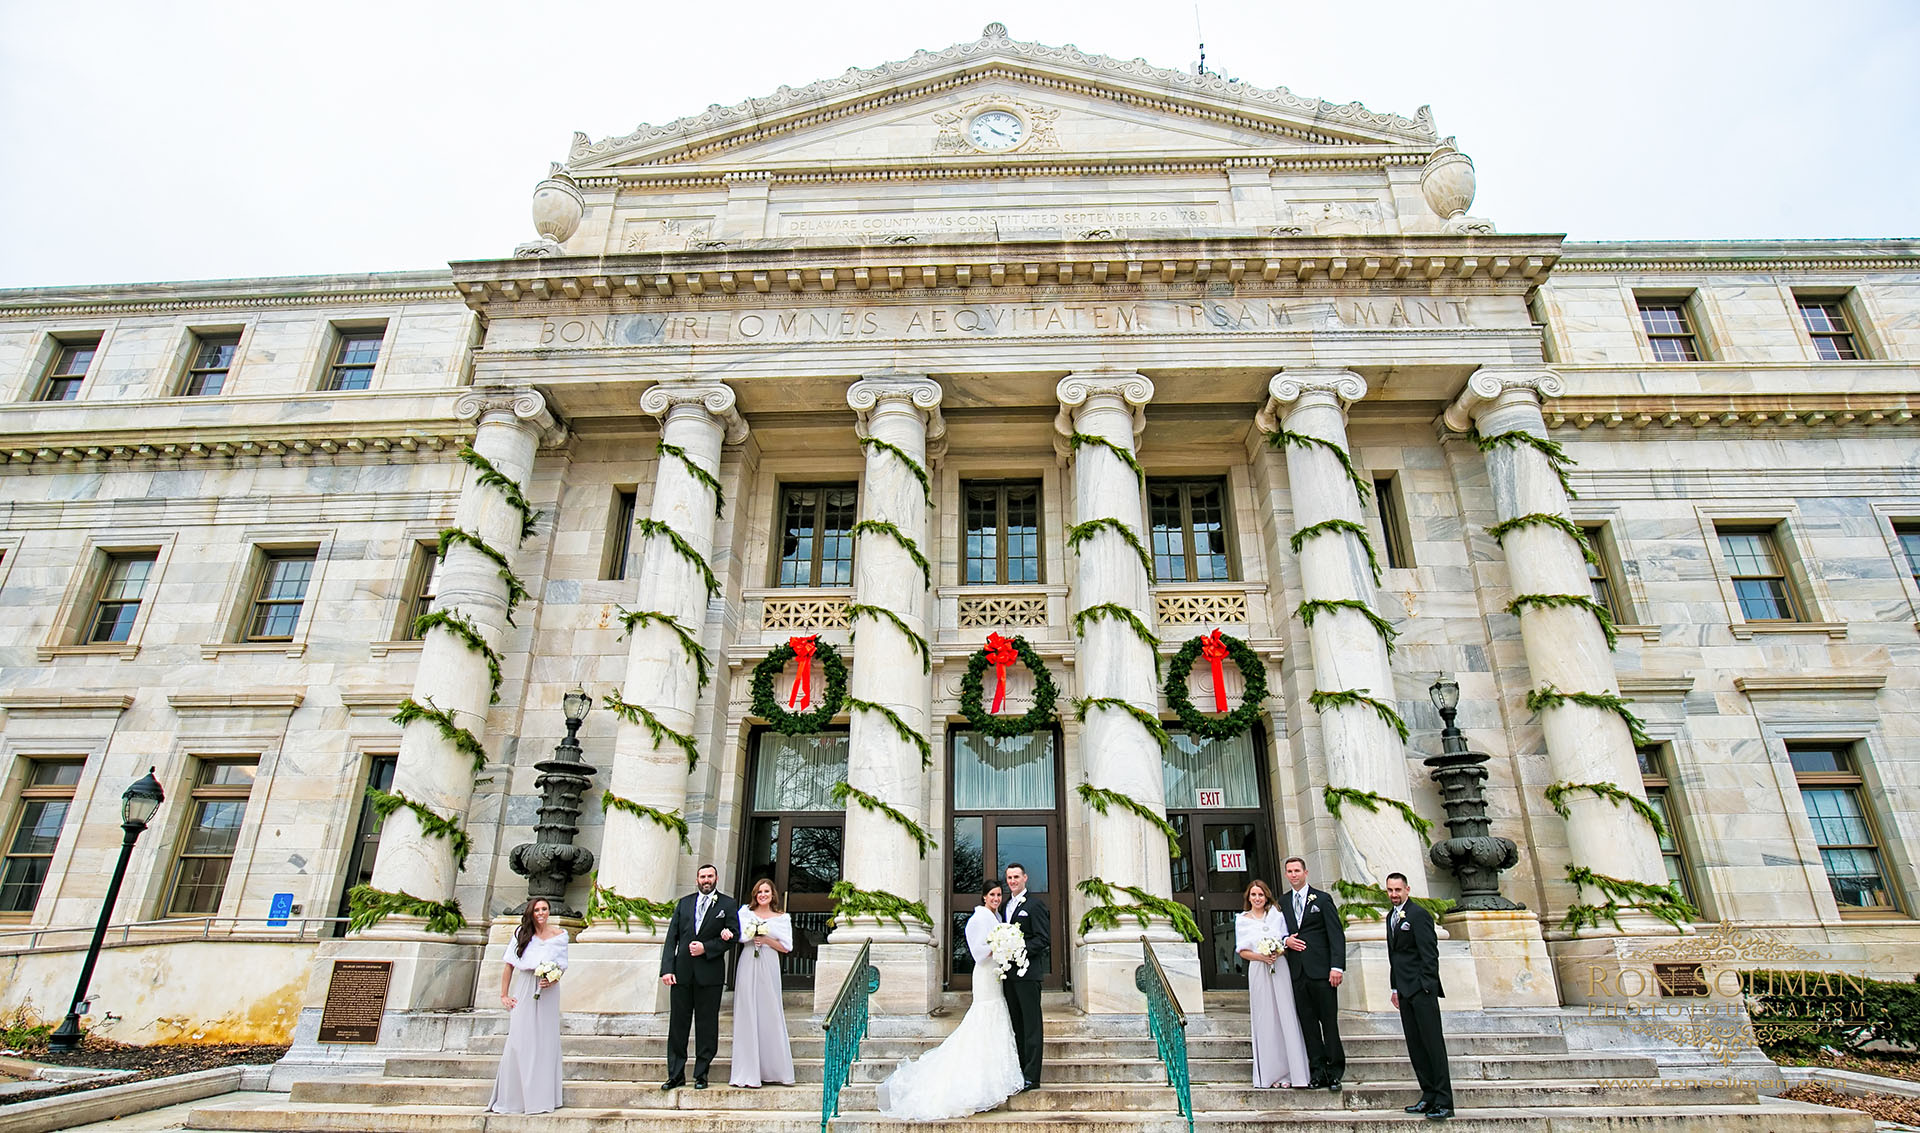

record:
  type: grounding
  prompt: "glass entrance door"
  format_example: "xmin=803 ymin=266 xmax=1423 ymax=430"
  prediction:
xmin=948 ymin=729 xmax=1065 ymax=990
xmin=1162 ymin=728 xmax=1271 ymax=990
xmin=740 ymin=730 xmax=848 ymax=988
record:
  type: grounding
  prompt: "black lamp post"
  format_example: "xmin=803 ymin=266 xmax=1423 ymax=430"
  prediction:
xmin=48 ymin=769 xmax=164 ymax=1053
xmin=1423 ymin=678 xmax=1524 ymax=912
xmin=508 ymin=688 xmax=597 ymax=917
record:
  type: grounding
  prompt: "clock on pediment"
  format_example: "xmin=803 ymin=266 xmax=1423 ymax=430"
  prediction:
xmin=968 ymin=109 xmax=1025 ymax=151
xmin=933 ymin=97 xmax=1059 ymax=155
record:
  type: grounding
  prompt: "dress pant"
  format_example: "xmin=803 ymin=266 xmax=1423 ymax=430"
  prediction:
xmin=666 ymin=980 xmax=724 ymax=1082
xmin=1397 ymin=989 xmax=1452 ymax=1107
xmin=1003 ymin=977 xmax=1044 ymax=1084
xmin=1292 ymin=975 xmax=1344 ymax=1081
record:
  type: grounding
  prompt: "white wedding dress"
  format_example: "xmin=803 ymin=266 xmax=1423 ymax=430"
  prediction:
xmin=875 ymin=906 xmax=1027 ymax=1119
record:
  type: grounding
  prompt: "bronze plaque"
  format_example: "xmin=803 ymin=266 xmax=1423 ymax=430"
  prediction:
xmin=318 ymin=959 xmax=394 ymax=1044
xmin=1653 ymin=962 xmax=1708 ymax=998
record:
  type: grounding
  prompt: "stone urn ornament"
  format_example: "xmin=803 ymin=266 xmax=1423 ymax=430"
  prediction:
xmin=1420 ymin=142 xmax=1494 ymax=234
xmin=516 ymin=169 xmax=584 ymax=258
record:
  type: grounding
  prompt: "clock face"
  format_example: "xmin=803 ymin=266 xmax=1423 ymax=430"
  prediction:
xmin=967 ymin=110 xmax=1026 ymax=152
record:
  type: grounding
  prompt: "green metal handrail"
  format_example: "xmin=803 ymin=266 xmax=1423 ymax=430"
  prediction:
xmin=1134 ymin=936 xmax=1193 ymax=1133
xmin=820 ymin=940 xmax=879 ymax=1133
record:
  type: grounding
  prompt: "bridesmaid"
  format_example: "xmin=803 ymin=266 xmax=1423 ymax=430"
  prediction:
xmin=488 ymin=897 xmax=568 ymax=1113
xmin=730 ymin=878 xmax=795 ymax=1087
xmin=1237 ymin=879 xmax=1312 ymax=1089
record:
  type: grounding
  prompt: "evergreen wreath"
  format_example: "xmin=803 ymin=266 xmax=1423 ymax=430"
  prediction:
xmin=616 ymin=607 xmax=711 ymax=693
xmin=633 ymin=518 xmax=721 ymax=600
xmin=1472 ymin=427 xmax=1579 ymax=500
xmin=367 ymin=786 xmax=473 ymax=869
xmin=1076 ymin=877 xmax=1204 ymax=942
xmin=829 ymin=880 xmax=933 ymax=930
xmin=846 ymin=602 xmax=931 ymax=674
xmin=1074 ymin=695 xmax=1172 ymax=752
xmin=1290 ymin=518 xmax=1384 ymax=586
xmin=457 ymin=445 xmax=541 ymax=541
xmin=1486 ymin=512 xmax=1597 ymax=564
xmin=437 ymin=527 xmax=531 ymax=625
xmin=1323 ymin=785 xmax=1434 ymax=847
xmin=1078 ymin=783 xmax=1181 ymax=859
xmin=858 ymin=436 xmax=932 ymax=507
xmin=749 ymin=638 xmax=849 ymax=734
xmin=831 ymin=781 xmax=937 ymax=858
xmin=849 ymin=519 xmax=932 ymax=589
xmin=601 ymin=790 xmax=691 ymax=853
xmin=1266 ymin=428 xmax=1372 ymax=505
xmin=958 ymin=634 xmax=1059 ymax=737
xmin=1066 ymin=517 xmax=1156 ymax=582
xmin=847 ymin=697 xmax=931 ymax=768
xmin=1309 ymin=688 xmax=1411 ymax=743
xmin=1507 ymin=592 xmax=1619 ymax=650
xmin=347 ymin=884 xmax=465 ymax=935
xmin=391 ymin=696 xmax=488 ymax=773
xmin=585 ymin=875 xmax=676 ymax=931
xmin=1545 ymin=780 xmax=1668 ymax=840
xmin=1527 ymin=684 xmax=1651 ymax=745
xmin=1297 ymin=597 xmax=1399 ymax=654
xmin=1068 ymin=431 xmax=1146 ymax=489
xmin=602 ymin=690 xmax=701 ymax=770
xmin=656 ymin=440 xmax=725 ymax=517
xmin=1163 ymin=631 xmax=1267 ymax=740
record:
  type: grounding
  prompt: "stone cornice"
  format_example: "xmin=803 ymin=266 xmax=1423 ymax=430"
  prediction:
xmin=169 ymin=690 xmax=306 ymax=714
xmin=0 ymin=425 xmax=469 ymax=467
xmin=0 ymin=271 xmax=459 ymax=320
xmin=1544 ymin=395 xmax=1914 ymax=432
xmin=1616 ymin=675 xmax=1696 ymax=699
xmin=1556 ymin=239 xmax=1919 ymax=274
xmin=0 ymin=693 xmax=134 ymax=715
xmin=1733 ymin=673 xmax=1887 ymax=697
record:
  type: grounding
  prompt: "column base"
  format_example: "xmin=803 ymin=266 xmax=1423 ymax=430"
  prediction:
xmin=1077 ymin=927 xmax=1204 ymax=1015
xmin=1441 ymin=909 xmax=1560 ymax=1008
xmin=813 ymin=933 xmax=938 ymax=1016
xmin=302 ymin=933 xmax=483 ymax=1013
xmin=1547 ymin=920 xmax=1703 ymax=1006
xmin=1336 ymin=919 xmax=1485 ymax=1012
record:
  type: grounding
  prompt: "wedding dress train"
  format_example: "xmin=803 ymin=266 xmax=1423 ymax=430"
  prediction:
xmin=875 ymin=906 xmax=1027 ymax=1119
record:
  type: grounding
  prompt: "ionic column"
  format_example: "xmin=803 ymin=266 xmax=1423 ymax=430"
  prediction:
xmin=1445 ymin=368 xmax=1671 ymax=946
xmin=571 ymin=381 xmax=745 ymax=1012
xmin=1056 ymin=372 xmax=1199 ymax=1012
xmin=814 ymin=375 xmax=943 ymax=1015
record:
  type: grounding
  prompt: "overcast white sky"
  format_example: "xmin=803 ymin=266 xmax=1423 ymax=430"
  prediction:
xmin=1 ymin=0 xmax=1914 ymax=289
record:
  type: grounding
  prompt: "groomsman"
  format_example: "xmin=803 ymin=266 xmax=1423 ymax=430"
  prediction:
xmin=659 ymin=864 xmax=738 ymax=1090
xmin=1386 ymin=872 xmax=1453 ymax=1121
xmin=1279 ymin=856 xmax=1345 ymax=1090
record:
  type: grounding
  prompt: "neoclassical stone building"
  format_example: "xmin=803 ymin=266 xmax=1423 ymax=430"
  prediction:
xmin=1 ymin=25 xmax=1915 ymax=1046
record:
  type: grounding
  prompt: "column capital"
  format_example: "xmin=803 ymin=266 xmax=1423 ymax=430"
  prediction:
xmin=1254 ymin=368 xmax=1366 ymax=432
xmin=454 ymin=384 xmax=567 ymax=447
xmin=847 ymin=374 xmax=946 ymax=447
xmin=639 ymin=380 xmax=749 ymax=445
xmin=1054 ymin=371 xmax=1154 ymax=439
xmin=1442 ymin=366 xmax=1566 ymax=433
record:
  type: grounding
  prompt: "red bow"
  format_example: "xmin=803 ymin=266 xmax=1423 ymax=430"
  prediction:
xmin=1200 ymin=629 xmax=1230 ymax=713
xmin=984 ymin=633 xmax=1018 ymax=714
xmin=787 ymin=635 xmax=818 ymax=709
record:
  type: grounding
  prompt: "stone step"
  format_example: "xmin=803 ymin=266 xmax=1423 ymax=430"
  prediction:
xmin=464 ymin=1032 xmax=1568 ymax=1059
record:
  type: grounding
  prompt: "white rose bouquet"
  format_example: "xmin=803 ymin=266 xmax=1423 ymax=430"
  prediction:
xmin=743 ymin=919 xmax=767 ymax=957
xmin=985 ymin=922 xmax=1030 ymax=978
xmin=532 ymin=960 xmax=563 ymax=999
xmin=1256 ymin=937 xmax=1283 ymax=959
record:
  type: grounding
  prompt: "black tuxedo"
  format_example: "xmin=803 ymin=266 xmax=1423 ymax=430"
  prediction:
xmin=1387 ymin=899 xmax=1451 ymax=1109
xmin=1279 ymin=884 xmax=1345 ymax=1083
xmin=1000 ymin=890 xmax=1049 ymax=1085
xmin=659 ymin=888 xmax=739 ymax=1084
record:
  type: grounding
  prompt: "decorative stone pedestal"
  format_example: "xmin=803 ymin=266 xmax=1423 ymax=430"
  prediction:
xmin=558 ymin=940 xmax=671 ymax=1015
xmin=815 ymin=931 xmax=937 ymax=1015
xmin=1339 ymin=921 xmax=1484 ymax=1013
xmin=1444 ymin=910 xmax=1559 ymax=1007
xmin=1080 ymin=928 xmax=1202 ymax=1015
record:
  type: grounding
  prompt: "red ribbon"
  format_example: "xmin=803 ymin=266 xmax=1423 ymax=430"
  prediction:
xmin=984 ymin=632 xmax=1018 ymax=714
xmin=787 ymin=635 xmax=818 ymax=710
xmin=1200 ymin=629 xmax=1230 ymax=713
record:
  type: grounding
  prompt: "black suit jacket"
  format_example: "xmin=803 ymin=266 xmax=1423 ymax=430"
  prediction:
xmin=1003 ymin=891 xmax=1050 ymax=979
xmin=660 ymin=890 xmax=739 ymax=986
xmin=1279 ymin=885 xmax=1346 ymax=980
xmin=1386 ymin=899 xmax=1445 ymax=998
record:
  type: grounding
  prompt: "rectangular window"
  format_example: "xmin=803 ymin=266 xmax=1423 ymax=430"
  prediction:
xmin=776 ymin=483 xmax=857 ymax=587
xmin=1717 ymin=526 xmax=1801 ymax=622
xmin=1372 ymin=475 xmax=1414 ymax=570
xmin=1637 ymin=299 xmax=1702 ymax=362
xmin=1790 ymin=744 xmax=1896 ymax=913
xmin=1797 ymin=298 xmax=1861 ymax=360
xmin=0 ymin=761 xmax=83 ymax=915
xmin=166 ymin=760 xmax=258 ymax=917
xmin=182 ymin=334 xmax=240 ymax=396
xmin=398 ymin=543 xmax=439 ymax=639
xmin=245 ymin=551 xmax=317 ymax=641
xmin=1897 ymin=523 xmax=1920 ymax=589
xmin=963 ymin=480 xmax=1043 ymax=584
xmin=1583 ymin=524 xmax=1620 ymax=622
xmin=324 ymin=328 xmax=384 ymax=391
xmin=39 ymin=341 xmax=97 ymax=402
xmin=1636 ymin=747 xmax=1697 ymax=908
xmin=605 ymin=490 xmax=636 ymax=582
xmin=87 ymin=551 xmax=159 ymax=644
xmin=1148 ymin=478 xmax=1232 ymax=582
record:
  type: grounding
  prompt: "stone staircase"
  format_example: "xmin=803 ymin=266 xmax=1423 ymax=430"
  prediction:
xmin=187 ymin=993 xmax=1870 ymax=1132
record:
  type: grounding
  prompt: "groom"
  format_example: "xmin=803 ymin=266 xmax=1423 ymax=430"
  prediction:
xmin=1001 ymin=862 xmax=1049 ymax=1091
xmin=658 ymin=864 xmax=738 ymax=1090
xmin=1280 ymin=856 xmax=1346 ymax=1091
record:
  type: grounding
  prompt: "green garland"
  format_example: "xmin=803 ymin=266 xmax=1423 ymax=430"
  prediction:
xmin=616 ymin=608 xmax=712 ymax=693
xmin=749 ymin=638 xmax=849 ymax=734
xmin=1527 ymin=684 xmax=1651 ymax=746
xmin=391 ymin=696 xmax=488 ymax=773
xmin=1473 ymin=428 xmax=1579 ymax=500
xmin=1563 ymin=864 xmax=1696 ymax=934
xmin=846 ymin=602 xmax=931 ymax=674
xmin=1290 ymin=518 xmax=1384 ymax=586
xmin=849 ymin=519 xmax=932 ymax=589
xmin=1078 ymin=783 xmax=1181 ymax=859
xmin=1065 ymin=517 xmax=1156 ymax=583
xmin=1074 ymin=696 xmax=1172 ymax=752
xmin=436 ymin=527 xmax=531 ymax=625
xmin=1163 ymin=632 xmax=1268 ymax=740
xmin=957 ymin=635 xmax=1060 ymax=737
xmin=847 ymin=697 xmax=932 ymax=768
xmin=457 ymin=445 xmax=541 ymax=542
xmin=633 ymin=518 xmax=721 ymax=600
xmin=1076 ymin=877 xmax=1204 ymax=943
xmin=602 ymin=690 xmax=701 ymax=770
xmin=585 ymin=876 xmax=676 ymax=931
xmin=347 ymin=884 xmax=465 ymax=935
xmin=1309 ymin=688 xmax=1411 ymax=743
xmin=601 ymin=790 xmax=691 ymax=852
xmin=1296 ymin=597 xmax=1399 ymax=654
xmin=1266 ymin=428 xmax=1373 ymax=505
xmin=1072 ymin=601 xmax=1162 ymax=664
xmin=1486 ymin=512 xmax=1597 ymax=565
xmin=858 ymin=436 xmax=932 ymax=507
xmin=1069 ymin=431 xmax=1146 ymax=489
xmin=831 ymin=781 xmax=937 ymax=858
xmin=411 ymin=609 xmax=505 ymax=702
xmin=1323 ymin=786 xmax=1433 ymax=847
xmin=1545 ymin=780 xmax=1668 ymax=840
xmin=367 ymin=787 xmax=472 ymax=869
xmin=1332 ymin=879 xmax=1454 ymax=926
xmin=656 ymin=440 xmax=725 ymax=518
xmin=1507 ymin=592 xmax=1619 ymax=650
xmin=829 ymin=880 xmax=933 ymax=930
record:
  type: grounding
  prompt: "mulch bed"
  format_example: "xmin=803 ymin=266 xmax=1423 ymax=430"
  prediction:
xmin=1777 ymin=1048 xmax=1920 ymax=1084
xmin=0 ymin=1036 xmax=287 ymax=1106
xmin=1781 ymin=1082 xmax=1920 ymax=1126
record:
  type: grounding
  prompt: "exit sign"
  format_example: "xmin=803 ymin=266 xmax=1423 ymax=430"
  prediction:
xmin=1214 ymin=849 xmax=1247 ymax=872
xmin=1195 ymin=789 xmax=1224 ymax=808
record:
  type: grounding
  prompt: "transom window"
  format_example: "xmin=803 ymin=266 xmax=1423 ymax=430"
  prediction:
xmin=1636 ymin=746 xmax=1698 ymax=908
xmin=776 ymin=483 xmax=856 ymax=587
xmin=88 ymin=551 xmax=158 ymax=643
xmin=1717 ymin=526 xmax=1800 ymax=621
xmin=1789 ymin=744 xmax=1896 ymax=913
xmin=325 ymin=329 xmax=384 ymax=391
xmin=183 ymin=334 xmax=239 ymax=396
xmin=1148 ymin=478 xmax=1232 ymax=582
xmin=246 ymin=551 xmax=317 ymax=641
xmin=166 ymin=760 xmax=258 ymax=917
xmin=963 ymin=480 xmax=1042 ymax=584
xmin=1637 ymin=300 xmax=1701 ymax=362
xmin=1 ymin=761 xmax=83 ymax=916
xmin=39 ymin=342 xmax=97 ymax=402
xmin=1797 ymin=299 xmax=1860 ymax=360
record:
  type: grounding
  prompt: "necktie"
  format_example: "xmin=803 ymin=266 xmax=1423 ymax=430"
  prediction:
xmin=1295 ymin=890 xmax=1304 ymax=922
xmin=696 ymin=893 xmax=710 ymax=927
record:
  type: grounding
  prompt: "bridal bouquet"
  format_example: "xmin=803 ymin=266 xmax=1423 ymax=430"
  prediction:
xmin=743 ymin=919 xmax=766 ymax=957
xmin=1256 ymin=937 xmax=1283 ymax=958
xmin=532 ymin=960 xmax=563 ymax=999
xmin=986 ymin=922 xmax=1030 ymax=978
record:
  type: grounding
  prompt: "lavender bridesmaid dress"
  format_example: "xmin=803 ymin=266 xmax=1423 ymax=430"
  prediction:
xmin=488 ymin=931 xmax=568 ymax=1113
xmin=729 ymin=910 xmax=795 ymax=1086
xmin=1239 ymin=909 xmax=1311 ymax=1088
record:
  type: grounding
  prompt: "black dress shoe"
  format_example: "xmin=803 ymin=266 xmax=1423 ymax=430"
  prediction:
xmin=1307 ymin=1076 xmax=1326 ymax=1089
xmin=661 ymin=1079 xmax=684 ymax=1091
xmin=1425 ymin=1106 xmax=1453 ymax=1121
xmin=1021 ymin=1081 xmax=1039 ymax=1092
xmin=694 ymin=1079 xmax=709 ymax=1090
xmin=1405 ymin=1099 xmax=1432 ymax=1113
xmin=1327 ymin=1078 xmax=1342 ymax=1093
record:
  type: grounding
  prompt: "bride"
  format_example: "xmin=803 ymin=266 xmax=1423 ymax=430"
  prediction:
xmin=875 ymin=881 xmax=1027 ymax=1119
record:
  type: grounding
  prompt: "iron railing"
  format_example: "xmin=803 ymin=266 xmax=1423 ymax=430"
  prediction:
xmin=819 ymin=940 xmax=879 ymax=1133
xmin=1135 ymin=936 xmax=1193 ymax=1133
xmin=0 ymin=915 xmax=346 ymax=952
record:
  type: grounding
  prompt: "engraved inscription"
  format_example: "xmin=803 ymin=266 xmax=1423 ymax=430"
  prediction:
xmin=780 ymin=207 xmax=1221 ymax=236
xmin=317 ymin=959 xmax=394 ymax=1045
